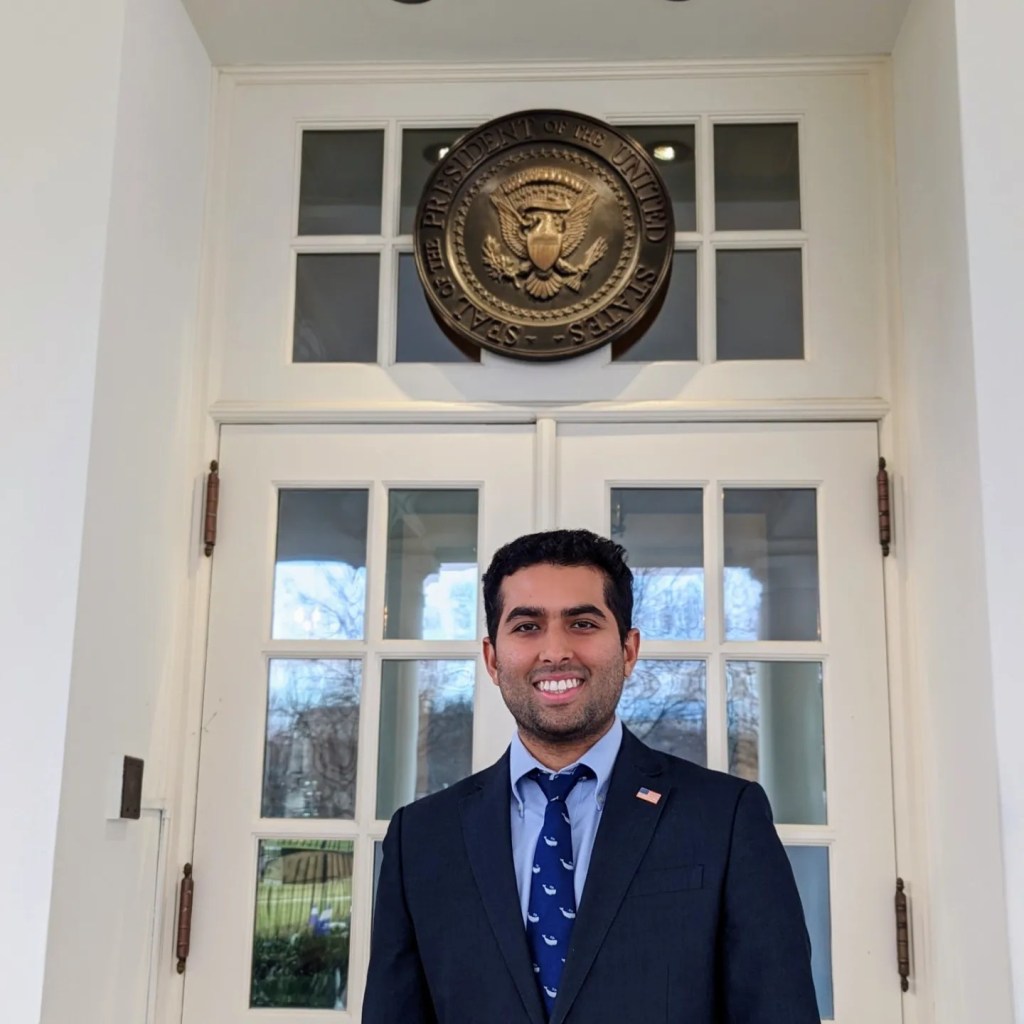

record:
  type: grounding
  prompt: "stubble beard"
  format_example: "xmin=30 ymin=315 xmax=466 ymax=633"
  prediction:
xmin=496 ymin=656 xmax=626 ymax=749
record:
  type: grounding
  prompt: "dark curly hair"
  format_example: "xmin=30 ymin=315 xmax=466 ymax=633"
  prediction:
xmin=482 ymin=529 xmax=633 ymax=644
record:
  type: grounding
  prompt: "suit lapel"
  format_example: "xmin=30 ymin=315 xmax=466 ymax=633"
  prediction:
xmin=460 ymin=752 xmax=547 ymax=1024
xmin=550 ymin=730 xmax=670 ymax=1024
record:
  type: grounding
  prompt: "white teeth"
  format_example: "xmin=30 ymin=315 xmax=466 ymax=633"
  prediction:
xmin=536 ymin=678 xmax=582 ymax=694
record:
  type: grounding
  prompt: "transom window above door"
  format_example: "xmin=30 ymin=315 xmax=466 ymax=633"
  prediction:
xmin=290 ymin=120 xmax=805 ymax=367
xmin=212 ymin=69 xmax=887 ymax=406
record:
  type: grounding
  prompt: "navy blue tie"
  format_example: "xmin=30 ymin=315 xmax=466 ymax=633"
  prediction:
xmin=526 ymin=764 xmax=594 ymax=1018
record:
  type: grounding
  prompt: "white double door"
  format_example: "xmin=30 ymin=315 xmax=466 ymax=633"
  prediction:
xmin=183 ymin=421 xmax=900 ymax=1024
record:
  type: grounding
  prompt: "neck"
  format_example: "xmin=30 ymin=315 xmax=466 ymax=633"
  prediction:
xmin=518 ymin=718 xmax=614 ymax=771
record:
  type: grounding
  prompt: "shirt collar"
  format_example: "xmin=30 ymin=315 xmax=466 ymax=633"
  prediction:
xmin=509 ymin=717 xmax=623 ymax=815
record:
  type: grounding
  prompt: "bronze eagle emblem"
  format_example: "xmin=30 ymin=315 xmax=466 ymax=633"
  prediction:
xmin=483 ymin=168 xmax=609 ymax=300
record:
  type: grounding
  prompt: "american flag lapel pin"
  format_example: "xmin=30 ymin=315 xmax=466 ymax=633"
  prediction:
xmin=636 ymin=787 xmax=662 ymax=805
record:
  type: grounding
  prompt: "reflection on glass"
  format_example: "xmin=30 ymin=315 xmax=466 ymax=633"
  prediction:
xmin=262 ymin=660 xmax=362 ymax=819
xmin=727 ymin=661 xmax=826 ymax=824
xmin=612 ymin=250 xmax=697 ymax=362
xmin=372 ymin=841 xmax=384 ymax=929
xmin=376 ymin=660 xmax=475 ymax=819
xmin=723 ymin=489 xmax=819 ymax=641
xmin=618 ymin=124 xmax=696 ymax=231
xmin=384 ymin=489 xmax=479 ymax=640
xmin=714 ymin=123 xmax=800 ymax=230
xmin=611 ymin=488 xmax=704 ymax=639
xmin=619 ymin=660 xmax=706 ymax=766
xmin=273 ymin=490 xmax=369 ymax=640
xmin=400 ymin=128 xmax=464 ymax=234
xmin=298 ymin=130 xmax=384 ymax=236
xmin=293 ymin=253 xmax=379 ymax=363
xmin=785 ymin=845 xmax=834 ymax=1019
xmin=396 ymin=253 xmax=479 ymax=362
xmin=250 ymin=838 xmax=353 ymax=1009
xmin=716 ymin=248 xmax=803 ymax=360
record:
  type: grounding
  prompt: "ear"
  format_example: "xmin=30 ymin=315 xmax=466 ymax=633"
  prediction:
xmin=622 ymin=628 xmax=640 ymax=678
xmin=482 ymin=636 xmax=500 ymax=685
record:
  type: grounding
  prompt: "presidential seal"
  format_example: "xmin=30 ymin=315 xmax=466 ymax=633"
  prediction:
xmin=414 ymin=110 xmax=674 ymax=361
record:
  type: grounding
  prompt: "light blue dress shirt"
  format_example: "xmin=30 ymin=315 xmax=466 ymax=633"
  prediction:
xmin=509 ymin=717 xmax=623 ymax=925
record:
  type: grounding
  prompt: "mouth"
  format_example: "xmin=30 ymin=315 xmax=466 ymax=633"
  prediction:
xmin=533 ymin=675 xmax=585 ymax=703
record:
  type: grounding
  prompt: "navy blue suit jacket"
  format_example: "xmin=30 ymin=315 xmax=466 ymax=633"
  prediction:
xmin=364 ymin=727 xmax=819 ymax=1023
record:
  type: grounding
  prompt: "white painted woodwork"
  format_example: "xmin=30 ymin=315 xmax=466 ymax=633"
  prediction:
xmin=32 ymin=6 xmax=214 ymax=1024
xmin=951 ymin=2 xmax=1024 ymax=1015
xmin=887 ymin=1 xmax=1021 ymax=1021
xmin=181 ymin=0 xmax=911 ymax=66
xmin=208 ymin=63 xmax=892 ymax=409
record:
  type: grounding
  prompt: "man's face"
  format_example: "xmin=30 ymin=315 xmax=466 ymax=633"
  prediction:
xmin=482 ymin=563 xmax=640 ymax=749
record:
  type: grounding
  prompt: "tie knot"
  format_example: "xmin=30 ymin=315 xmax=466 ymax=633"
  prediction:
xmin=528 ymin=764 xmax=594 ymax=803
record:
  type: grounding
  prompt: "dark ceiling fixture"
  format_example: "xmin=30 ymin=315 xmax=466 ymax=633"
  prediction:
xmin=393 ymin=0 xmax=431 ymax=4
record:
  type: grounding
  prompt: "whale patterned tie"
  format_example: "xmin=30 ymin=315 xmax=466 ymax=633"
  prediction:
xmin=526 ymin=764 xmax=594 ymax=1018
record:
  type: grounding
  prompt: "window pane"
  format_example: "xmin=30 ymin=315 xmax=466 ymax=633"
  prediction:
xmin=619 ymin=660 xmax=706 ymax=766
xmin=250 ymin=839 xmax=352 ymax=1009
xmin=396 ymin=253 xmax=479 ymax=362
xmin=716 ymin=249 xmax=803 ymax=360
xmin=273 ymin=489 xmax=369 ymax=640
xmin=298 ymin=130 xmax=384 ymax=235
xmin=294 ymin=253 xmax=379 ymax=363
xmin=261 ymin=660 xmax=361 ymax=819
xmin=612 ymin=250 xmax=697 ymax=362
xmin=372 ymin=840 xmax=384 ymax=925
xmin=376 ymin=660 xmax=475 ymax=819
xmin=714 ymin=123 xmax=800 ymax=230
xmin=785 ymin=845 xmax=834 ymax=1019
xmin=727 ymin=661 xmax=826 ymax=824
xmin=384 ymin=489 xmax=479 ymax=640
xmin=618 ymin=124 xmax=696 ymax=231
xmin=611 ymin=487 xmax=704 ymax=639
xmin=723 ymin=489 xmax=820 ymax=642
xmin=400 ymin=127 xmax=463 ymax=234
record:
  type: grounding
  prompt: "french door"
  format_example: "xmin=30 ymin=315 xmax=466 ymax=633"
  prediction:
xmin=557 ymin=422 xmax=899 ymax=1023
xmin=182 ymin=420 xmax=899 ymax=1024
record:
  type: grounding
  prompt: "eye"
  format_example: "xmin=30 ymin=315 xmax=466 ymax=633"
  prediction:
xmin=510 ymin=621 xmax=540 ymax=633
xmin=570 ymin=619 xmax=598 ymax=630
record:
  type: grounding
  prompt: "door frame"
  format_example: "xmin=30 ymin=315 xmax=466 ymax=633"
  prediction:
xmin=154 ymin=403 xmax=926 ymax=1024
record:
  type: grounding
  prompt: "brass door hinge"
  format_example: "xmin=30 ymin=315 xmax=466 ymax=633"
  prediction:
xmin=176 ymin=863 xmax=194 ymax=974
xmin=203 ymin=461 xmax=220 ymax=557
xmin=895 ymin=877 xmax=910 ymax=992
xmin=877 ymin=458 xmax=892 ymax=557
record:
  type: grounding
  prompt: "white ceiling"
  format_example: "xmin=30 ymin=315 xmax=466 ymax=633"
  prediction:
xmin=182 ymin=0 xmax=911 ymax=67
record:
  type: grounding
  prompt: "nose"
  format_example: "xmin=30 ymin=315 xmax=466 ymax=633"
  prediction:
xmin=538 ymin=623 xmax=574 ymax=665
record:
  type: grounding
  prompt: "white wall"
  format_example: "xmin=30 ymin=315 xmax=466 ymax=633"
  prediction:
xmin=36 ymin=2 xmax=212 ymax=1022
xmin=0 ymin=3 xmax=128 ymax=1021
xmin=952 ymin=0 xmax=1024 ymax=1015
xmin=891 ymin=0 xmax=1015 ymax=1019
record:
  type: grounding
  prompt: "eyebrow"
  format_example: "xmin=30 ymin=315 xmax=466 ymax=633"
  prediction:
xmin=503 ymin=604 xmax=608 ymax=624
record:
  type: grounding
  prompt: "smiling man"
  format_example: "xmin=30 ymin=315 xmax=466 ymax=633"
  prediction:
xmin=364 ymin=529 xmax=819 ymax=1024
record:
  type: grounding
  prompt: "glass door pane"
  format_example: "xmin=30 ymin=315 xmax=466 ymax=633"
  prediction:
xmin=611 ymin=487 xmax=704 ymax=639
xmin=384 ymin=489 xmax=479 ymax=640
xmin=375 ymin=659 xmax=475 ymax=819
xmin=262 ymin=659 xmax=362 ymax=819
xmin=726 ymin=660 xmax=826 ymax=825
xmin=251 ymin=839 xmax=354 ymax=1010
